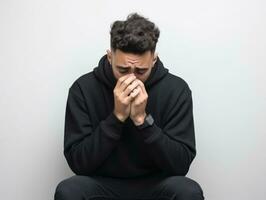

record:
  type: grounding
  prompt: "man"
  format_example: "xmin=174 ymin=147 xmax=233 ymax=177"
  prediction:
xmin=55 ymin=13 xmax=204 ymax=200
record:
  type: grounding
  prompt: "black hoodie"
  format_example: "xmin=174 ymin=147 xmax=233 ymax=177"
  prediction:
xmin=64 ymin=55 xmax=196 ymax=178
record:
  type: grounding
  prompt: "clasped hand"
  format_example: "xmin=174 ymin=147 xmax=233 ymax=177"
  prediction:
xmin=113 ymin=74 xmax=147 ymax=126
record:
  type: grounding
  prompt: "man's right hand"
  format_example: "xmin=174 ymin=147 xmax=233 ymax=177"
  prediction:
xmin=113 ymin=74 xmax=140 ymax=122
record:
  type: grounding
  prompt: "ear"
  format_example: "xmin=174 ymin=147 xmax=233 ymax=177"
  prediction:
xmin=106 ymin=49 xmax=112 ymax=65
xmin=152 ymin=52 xmax=158 ymax=67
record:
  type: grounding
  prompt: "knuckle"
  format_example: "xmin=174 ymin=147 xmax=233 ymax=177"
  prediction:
xmin=121 ymin=81 xmax=128 ymax=87
xmin=113 ymin=89 xmax=118 ymax=96
xmin=138 ymin=80 xmax=143 ymax=86
xmin=126 ymin=86 xmax=132 ymax=93
xmin=121 ymin=100 xmax=128 ymax=105
xmin=128 ymin=85 xmax=134 ymax=91
xmin=117 ymin=78 xmax=123 ymax=84
xmin=124 ymin=80 xmax=130 ymax=86
xmin=135 ymin=101 xmax=141 ymax=106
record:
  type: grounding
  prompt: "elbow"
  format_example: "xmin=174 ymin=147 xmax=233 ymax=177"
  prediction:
xmin=64 ymin=149 xmax=94 ymax=176
xmin=169 ymin=164 xmax=190 ymax=176
xmin=172 ymin=152 xmax=195 ymax=176
xmin=64 ymin=150 xmax=80 ymax=175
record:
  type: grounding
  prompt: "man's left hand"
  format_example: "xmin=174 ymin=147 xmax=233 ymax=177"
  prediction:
xmin=130 ymin=80 xmax=148 ymax=126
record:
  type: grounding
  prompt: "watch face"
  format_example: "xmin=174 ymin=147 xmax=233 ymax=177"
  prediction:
xmin=137 ymin=114 xmax=154 ymax=130
xmin=146 ymin=114 xmax=154 ymax=125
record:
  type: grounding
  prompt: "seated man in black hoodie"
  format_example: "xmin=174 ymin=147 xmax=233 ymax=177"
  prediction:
xmin=54 ymin=13 xmax=204 ymax=200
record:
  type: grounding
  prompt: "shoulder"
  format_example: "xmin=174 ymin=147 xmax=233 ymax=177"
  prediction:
xmin=160 ymin=72 xmax=192 ymax=98
xmin=71 ymin=71 xmax=99 ymax=88
xmin=68 ymin=72 xmax=100 ymax=98
xmin=74 ymin=71 xmax=97 ymax=86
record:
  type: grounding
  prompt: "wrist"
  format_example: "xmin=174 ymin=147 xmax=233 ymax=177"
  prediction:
xmin=136 ymin=114 xmax=154 ymax=130
xmin=113 ymin=111 xmax=127 ymax=122
xmin=133 ymin=113 xmax=147 ymax=126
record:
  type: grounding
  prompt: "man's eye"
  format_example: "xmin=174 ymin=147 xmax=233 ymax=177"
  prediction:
xmin=136 ymin=70 xmax=147 ymax=75
xmin=119 ymin=70 xmax=129 ymax=74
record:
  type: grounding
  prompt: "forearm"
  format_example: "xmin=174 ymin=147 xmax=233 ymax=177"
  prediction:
xmin=135 ymin=123 xmax=196 ymax=176
xmin=64 ymin=113 xmax=124 ymax=175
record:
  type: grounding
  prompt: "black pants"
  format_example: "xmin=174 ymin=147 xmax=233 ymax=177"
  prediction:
xmin=54 ymin=174 xmax=204 ymax=200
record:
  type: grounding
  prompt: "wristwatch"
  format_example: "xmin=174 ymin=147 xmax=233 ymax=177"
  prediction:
xmin=136 ymin=114 xmax=154 ymax=130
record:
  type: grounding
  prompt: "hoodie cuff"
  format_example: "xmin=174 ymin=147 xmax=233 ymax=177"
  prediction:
xmin=101 ymin=112 xmax=125 ymax=140
xmin=135 ymin=123 xmax=162 ymax=144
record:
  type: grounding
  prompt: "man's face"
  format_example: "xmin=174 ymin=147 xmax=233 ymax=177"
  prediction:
xmin=107 ymin=49 xmax=157 ymax=83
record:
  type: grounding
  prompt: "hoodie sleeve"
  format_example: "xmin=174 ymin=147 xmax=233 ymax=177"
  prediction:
xmin=63 ymin=82 xmax=124 ymax=175
xmin=136 ymin=84 xmax=196 ymax=176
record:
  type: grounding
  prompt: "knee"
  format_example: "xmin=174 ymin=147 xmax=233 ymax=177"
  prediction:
xmin=54 ymin=175 xmax=98 ymax=200
xmin=54 ymin=176 xmax=80 ymax=200
xmin=162 ymin=176 xmax=204 ymax=200
xmin=180 ymin=178 xmax=204 ymax=199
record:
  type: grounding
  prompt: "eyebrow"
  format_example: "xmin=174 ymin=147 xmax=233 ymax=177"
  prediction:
xmin=116 ymin=65 xmax=149 ymax=70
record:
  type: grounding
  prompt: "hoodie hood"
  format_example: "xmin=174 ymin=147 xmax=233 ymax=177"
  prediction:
xmin=93 ymin=54 xmax=169 ymax=90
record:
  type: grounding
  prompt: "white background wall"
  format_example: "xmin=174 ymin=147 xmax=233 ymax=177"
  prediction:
xmin=1 ymin=0 xmax=265 ymax=199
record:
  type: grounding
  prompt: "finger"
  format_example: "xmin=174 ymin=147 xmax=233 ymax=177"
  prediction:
xmin=117 ymin=74 xmax=132 ymax=84
xmin=130 ymin=87 xmax=140 ymax=98
xmin=119 ymin=75 xmax=137 ymax=92
xmin=122 ymin=79 xmax=140 ymax=97
xmin=116 ymin=74 xmax=133 ymax=90
xmin=136 ymin=80 xmax=147 ymax=95
xmin=124 ymin=91 xmax=137 ymax=104
xmin=124 ymin=86 xmax=141 ymax=103
xmin=133 ymin=86 xmax=144 ymax=104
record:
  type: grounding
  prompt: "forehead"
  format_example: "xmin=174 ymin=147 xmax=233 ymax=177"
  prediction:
xmin=113 ymin=49 xmax=152 ymax=66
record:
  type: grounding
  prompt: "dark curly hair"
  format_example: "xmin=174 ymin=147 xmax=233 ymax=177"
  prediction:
xmin=110 ymin=13 xmax=160 ymax=54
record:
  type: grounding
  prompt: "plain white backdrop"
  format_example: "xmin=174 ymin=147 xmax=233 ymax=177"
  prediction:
xmin=0 ymin=0 xmax=265 ymax=199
